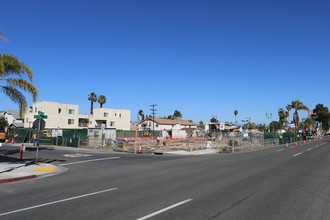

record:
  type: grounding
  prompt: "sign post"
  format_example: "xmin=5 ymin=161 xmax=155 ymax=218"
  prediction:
xmin=33 ymin=111 xmax=48 ymax=163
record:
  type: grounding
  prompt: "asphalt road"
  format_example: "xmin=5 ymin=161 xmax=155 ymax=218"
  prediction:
xmin=1 ymin=137 xmax=330 ymax=220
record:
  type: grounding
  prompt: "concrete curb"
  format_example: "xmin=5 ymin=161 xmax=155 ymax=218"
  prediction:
xmin=0 ymin=162 xmax=67 ymax=185
xmin=0 ymin=175 xmax=37 ymax=184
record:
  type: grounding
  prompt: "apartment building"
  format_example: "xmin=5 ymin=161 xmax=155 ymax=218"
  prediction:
xmin=24 ymin=101 xmax=131 ymax=130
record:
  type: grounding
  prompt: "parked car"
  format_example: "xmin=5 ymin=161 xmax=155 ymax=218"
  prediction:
xmin=307 ymin=135 xmax=315 ymax=139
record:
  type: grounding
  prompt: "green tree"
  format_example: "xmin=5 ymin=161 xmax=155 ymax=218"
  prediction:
xmin=198 ymin=121 xmax=205 ymax=129
xmin=269 ymin=121 xmax=281 ymax=132
xmin=278 ymin=108 xmax=289 ymax=128
xmin=234 ymin=110 xmax=238 ymax=125
xmin=88 ymin=92 xmax=97 ymax=115
xmin=210 ymin=117 xmax=219 ymax=123
xmin=0 ymin=117 xmax=9 ymax=132
xmin=247 ymin=121 xmax=257 ymax=130
xmin=302 ymin=117 xmax=316 ymax=133
xmin=312 ymin=104 xmax=330 ymax=132
xmin=97 ymin=95 xmax=106 ymax=108
xmin=173 ymin=110 xmax=182 ymax=119
xmin=287 ymin=100 xmax=309 ymax=130
xmin=258 ymin=123 xmax=267 ymax=132
xmin=0 ymin=54 xmax=38 ymax=117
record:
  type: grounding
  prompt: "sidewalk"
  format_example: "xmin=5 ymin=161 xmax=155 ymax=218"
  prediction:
xmin=0 ymin=161 xmax=66 ymax=184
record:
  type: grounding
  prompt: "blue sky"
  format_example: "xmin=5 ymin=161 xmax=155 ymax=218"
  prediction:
xmin=1 ymin=0 xmax=329 ymax=125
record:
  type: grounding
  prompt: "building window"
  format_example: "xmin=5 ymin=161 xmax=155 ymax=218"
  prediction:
xmin=104 ymin=113 xmax=109 ymax=117
xmin=90 ymin=121 xmax=92 ymax=124
xmin=110 ymin=121 xmax=115 ymax=126
xmin=119 ymin=113 xmax=121 ymax=118
xmin=35 ymin=107 xmax=37 ymax=113
xmin=58 ymin=108 xmax=61 ymax=114
xmin=68 ymin=119 xmax=74 ymax=125
xmin=156 ymin=123 xmax=159 ymax=127
xmin=149 ymin=122 xmax=152 ymax=127
xmin=26 ymin=118 xmax=29 ymax=123
xmin=115 ymin=113 xmax=117 ymax=117
xmin=69 ymin=109 xmax=75 ymax=114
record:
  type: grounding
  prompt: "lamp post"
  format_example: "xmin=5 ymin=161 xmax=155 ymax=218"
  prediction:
xmin=266 ymin=113 xmax=272 ymax=132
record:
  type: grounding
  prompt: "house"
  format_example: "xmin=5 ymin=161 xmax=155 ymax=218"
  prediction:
xmin=205 ymin=122 xmax=237 ymax=132
xmin=139 ymin=117 xmax=197 ymax=131
xmin=23 ymin=101 xmax=131 ymax=130
xmin=0 ymin=110 xmax=24 ymax=128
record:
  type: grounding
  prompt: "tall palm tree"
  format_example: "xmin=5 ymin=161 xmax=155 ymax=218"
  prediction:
xmin=138 ymin=110 xmax=144 ymax=122
xmin=88 ymin=92 xmax=97 ymax=115
xmin=0 ymin=54 xmax=38 ymax=117
xmin=234 ymin=110 xmax=238 ymax=125
xmin=97 ymin=95 xmax=106 ymax=108
xmin=287 ymin=100 xmax=309 ymax=131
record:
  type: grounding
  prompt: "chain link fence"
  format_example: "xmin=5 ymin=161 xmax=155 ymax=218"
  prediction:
xmin=7 ymin=127 xmax=307 ymax=153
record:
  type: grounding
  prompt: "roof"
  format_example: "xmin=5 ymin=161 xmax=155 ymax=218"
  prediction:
xmin=141 ymin=118 xmax=196 ymax=126
xmin=181 ymin=128 xmax=197 ymax=131
xmin=0 ymin=110 xmax=21 ymax=119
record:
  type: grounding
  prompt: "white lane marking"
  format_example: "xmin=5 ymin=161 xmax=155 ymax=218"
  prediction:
xmin=307 ymin=148 xmax=312 ymax=151
xmin=315 ymin=145 xmax=319 ymax=148
xmin=0 ymin=188 xmax=117 ymax=217
xmin=60 ymin=156 xmax=120 ymax=166
xmin=276 ymin=149 xmax=284 ymax=152
xmin=293 ymin=152 xmax=302 ymax=157
xmin=136 ymin=199 xmax=193 ymax=220
xmin=63 ymin=153 xmax=92 ymax=158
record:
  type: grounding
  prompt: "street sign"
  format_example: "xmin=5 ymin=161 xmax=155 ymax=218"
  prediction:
xmin=220 ymin=123 xmax=225 ymax=130
xmin=34 ymin=111 xmax=48 ymax=119
xmin=33 ymin=119 xmax=46 ymax=130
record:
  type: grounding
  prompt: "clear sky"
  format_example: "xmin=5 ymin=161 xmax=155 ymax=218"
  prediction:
xmin=1 ymin=0 xmax=329 ymax=125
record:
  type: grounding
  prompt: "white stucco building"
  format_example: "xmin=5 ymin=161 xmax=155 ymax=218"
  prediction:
xmin=23 ymin=101 xmax=131 ymax=130
xmin=139 ymin=118 xmax=197 ymax=131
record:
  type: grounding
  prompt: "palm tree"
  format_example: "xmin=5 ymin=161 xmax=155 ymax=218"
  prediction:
xmin=98 ymin=95 xmax=106 ymax=108
xmin=0 ymin=54 xmax=38 ymax=117
xmin=173 ymin=110 xmax=182 ymax=119
xmin=88 ymin=92 xmax=97 ymax=115
xmin=287 ymin=100 xmax=309 ymax=135
xmin=137 ymin=110 xmax=144 ymax=122
xmin=278 ymin=108 xmax=289 ymax=128
xmin=234 ymin=110 xmax=238 ymax=125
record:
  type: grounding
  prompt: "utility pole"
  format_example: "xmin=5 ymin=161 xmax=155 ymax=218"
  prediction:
xmin=150 ymin=104 xmax=157 ymax=137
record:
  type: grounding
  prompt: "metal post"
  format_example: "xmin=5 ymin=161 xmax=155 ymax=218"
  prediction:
xmin=232 ymin=128 xmax=235 ymax=153
xmin=135 ymin=128 xmax=138 ymax=154
xmin=56 ymin=127 xmax=59 ymax=146
xmin=187 ymin=133 xmax=190 ymax=152
xmin=36 ymin=117 xmax=41 ymax=163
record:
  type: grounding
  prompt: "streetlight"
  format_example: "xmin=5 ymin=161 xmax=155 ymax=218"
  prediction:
xmin=266 ymin=113 xmax=272 ymax=132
